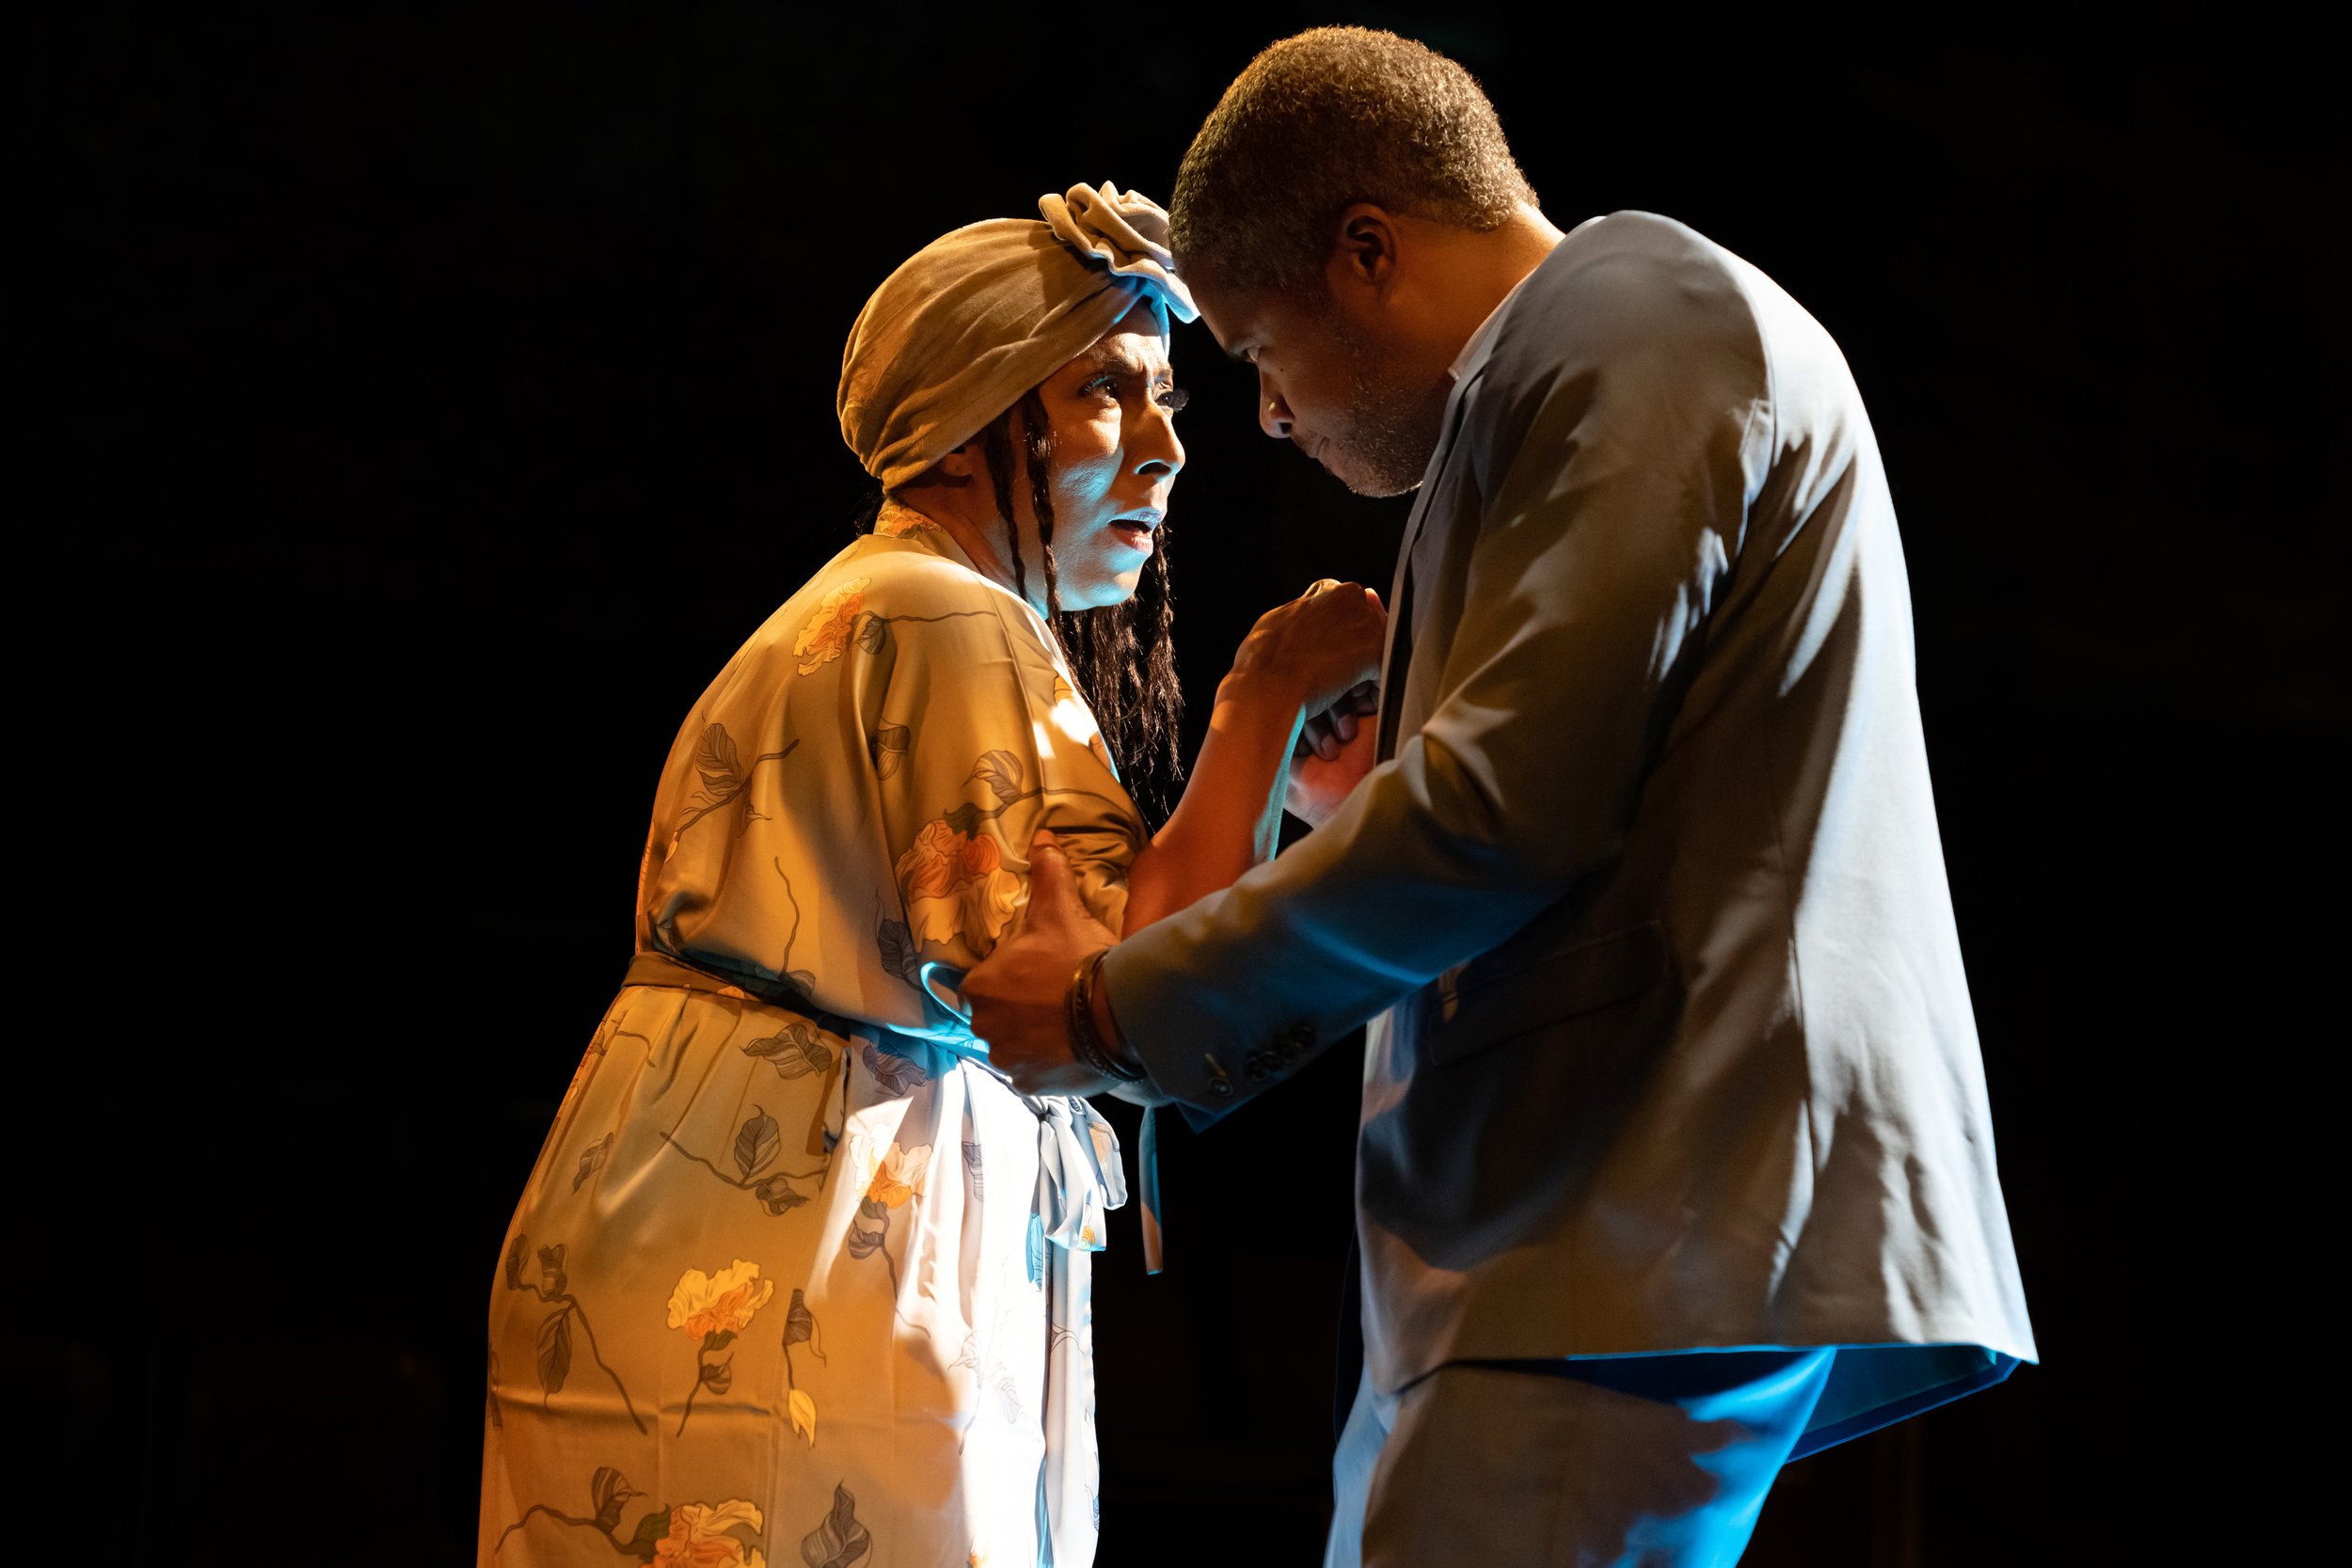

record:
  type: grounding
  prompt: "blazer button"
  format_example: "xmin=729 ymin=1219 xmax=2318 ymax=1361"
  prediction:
xmin=1208 ymin=1076 xmax=1233 ymax=1097
xmin=1244 ymin=1048 xmax=1279 ymax=1081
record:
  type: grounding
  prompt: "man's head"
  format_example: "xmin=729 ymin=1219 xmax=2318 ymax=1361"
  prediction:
xmin=1171 ymin=27 xmax=1550 ymax=496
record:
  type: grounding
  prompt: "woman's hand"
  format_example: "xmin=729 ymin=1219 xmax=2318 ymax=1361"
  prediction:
xmin=1121 ymin=580 xmax=1385 ymax=933
xmin=1227 ymin=578 xmax=1387 ymax=719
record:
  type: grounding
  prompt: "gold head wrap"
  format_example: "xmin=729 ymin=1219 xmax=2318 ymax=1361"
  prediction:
xmin=838 ymin=182 xmax=1200 ymax=491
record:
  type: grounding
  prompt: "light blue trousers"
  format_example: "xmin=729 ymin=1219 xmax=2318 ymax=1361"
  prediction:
xmin=1326 ymin=1349 xmax=1836 ymax=1568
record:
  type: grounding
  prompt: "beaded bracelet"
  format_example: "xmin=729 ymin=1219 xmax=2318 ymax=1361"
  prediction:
xmin=1066 ymin=947 xmax=1146 ymax=1082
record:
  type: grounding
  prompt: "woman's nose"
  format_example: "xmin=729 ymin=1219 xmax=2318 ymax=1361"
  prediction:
xmin=1135 ymin=402 xmax=1184 ymax=478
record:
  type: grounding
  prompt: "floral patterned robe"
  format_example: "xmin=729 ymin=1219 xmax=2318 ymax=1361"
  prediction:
xmin=480 ymin=506 xmax=1144 ymax=1568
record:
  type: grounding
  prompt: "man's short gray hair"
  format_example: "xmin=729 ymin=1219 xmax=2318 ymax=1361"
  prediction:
xmin=1170 ymin=27 xmax=1537 ymax=296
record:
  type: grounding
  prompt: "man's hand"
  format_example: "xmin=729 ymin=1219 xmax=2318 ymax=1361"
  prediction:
xmin=1288 ymin=690 xmax=1378 ymax=827
xmin=965 ymin=832 xmax=1123 ymax=1095
xmin=1296 ymin=677 xmax=1379 ymax=764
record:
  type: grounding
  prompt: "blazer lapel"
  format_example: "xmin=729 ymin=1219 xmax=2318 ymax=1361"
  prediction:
xmin=1375 ymin=356 xmax=1494 ymax=761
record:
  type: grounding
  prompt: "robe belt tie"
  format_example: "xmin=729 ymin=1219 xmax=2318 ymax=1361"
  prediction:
xmin=621 ymin=949 xmax=1129 ymax=1259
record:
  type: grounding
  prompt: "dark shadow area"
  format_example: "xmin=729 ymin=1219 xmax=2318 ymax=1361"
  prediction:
xmin=20 ymin=6 xmax=2335 ymax=1562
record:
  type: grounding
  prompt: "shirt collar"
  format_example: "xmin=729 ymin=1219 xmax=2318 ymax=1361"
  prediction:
xmin=1448 ymin=253 xmax=1550 ymax=383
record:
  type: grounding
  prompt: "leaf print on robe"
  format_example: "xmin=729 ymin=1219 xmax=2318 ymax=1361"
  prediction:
xmin=869 ymin=721 xmax=912 ymax=780
xmin=894 ymin=816 xmax=1024 ymax=954
xmin=794 ymin=578 xmax=870 ymax=674
xmin=782 ymin=1287 xmax=825 ymax=1447
xmin=666 ymin=1258 xmax=774 ymax=1434
xmin=659 ymin=1103 xmax=833 ymax=1216
xmin=968 ymin=749 xmax=1024 ymax=805
xmin=734 ymin=1107 xmax=783 ymax=1179
xmin=861 ymin=1039 xmax=930 ymax=1099
xmin=876 ymin=914 xmax=921 ymax=987
xmin=742 ymin=1022 xmax=834 ymax=1081
xmin=501 ymin=1232 xmax=644 ymax=1432
xmin=666 ymin=725 xmax=799 ymax=853
xmin=495 ymin=1468 xmax=766 ymax=1567
xmin=573 ymin=1132 xmax=614 ymax=1192
xmin=801 ymin=1483 xmax=870 ymax=1568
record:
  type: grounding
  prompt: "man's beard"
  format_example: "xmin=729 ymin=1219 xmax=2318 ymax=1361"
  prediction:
xmin=1317 ymin=319 xmax=1452 ymax=499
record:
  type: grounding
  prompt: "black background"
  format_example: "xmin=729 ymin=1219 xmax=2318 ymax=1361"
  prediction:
xmin=23 ymin=6 xmax=2340 ymax=1564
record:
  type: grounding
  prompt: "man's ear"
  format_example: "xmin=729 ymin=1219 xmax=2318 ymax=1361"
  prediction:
xmin=1327 ymin=203 xmax=1401 ymax=295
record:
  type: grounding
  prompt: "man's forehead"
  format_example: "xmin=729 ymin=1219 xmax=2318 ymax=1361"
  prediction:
xmin=1188 ymin=277 xmax=1278 ymax=356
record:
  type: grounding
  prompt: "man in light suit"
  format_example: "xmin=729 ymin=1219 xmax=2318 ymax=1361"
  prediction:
xmin=968 ymin=26 xmax=2036 ymax=1564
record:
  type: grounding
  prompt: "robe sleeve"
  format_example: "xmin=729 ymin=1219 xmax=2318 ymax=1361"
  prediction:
xmin=851 ymin=556 xmax=1144 ymax=987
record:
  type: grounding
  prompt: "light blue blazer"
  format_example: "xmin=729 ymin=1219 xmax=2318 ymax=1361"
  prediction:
xmin=1107 ymin=213 xmax=2036 ymax=1449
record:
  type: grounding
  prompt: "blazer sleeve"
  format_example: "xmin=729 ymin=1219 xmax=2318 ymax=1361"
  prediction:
xmin=1104 ymin=259 xmax=1772 ymax=1121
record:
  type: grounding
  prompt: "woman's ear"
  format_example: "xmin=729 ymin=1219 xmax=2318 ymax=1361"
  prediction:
xmin=930 ymin=435 xmax=987 ymax=485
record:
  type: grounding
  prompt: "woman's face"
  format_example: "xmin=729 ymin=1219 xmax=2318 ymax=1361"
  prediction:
xmin=1019 ymin=304 xmax=1187 ymax=610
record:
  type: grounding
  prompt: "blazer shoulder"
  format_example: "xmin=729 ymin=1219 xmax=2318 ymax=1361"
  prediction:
xmin=1465 ymin=214 xmax=1772 ymax=485
xmin=1500 ymin=212 xmax=1769 ymax=381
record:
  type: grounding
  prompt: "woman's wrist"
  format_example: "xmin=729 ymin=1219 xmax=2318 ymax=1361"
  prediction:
xmin=1214 ymin=669 xmax=1316 ymax=746
xmin=1216 ymin=663 xmax=1302 ymax=711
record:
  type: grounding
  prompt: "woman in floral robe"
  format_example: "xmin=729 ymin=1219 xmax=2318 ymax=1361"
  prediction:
xmin=479 ymin=185 xmax=1384 ymax=1568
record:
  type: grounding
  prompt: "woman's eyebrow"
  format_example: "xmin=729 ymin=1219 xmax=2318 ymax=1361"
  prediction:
xmin=1078 ymin=347 xmax=1173 ymax=383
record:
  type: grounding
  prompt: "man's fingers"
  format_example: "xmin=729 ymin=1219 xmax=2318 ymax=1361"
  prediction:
xmin=1298 ymin=712 xmax=1341 ymax=761
xmin=1023 ymin=830 xmax=1083 ymax=928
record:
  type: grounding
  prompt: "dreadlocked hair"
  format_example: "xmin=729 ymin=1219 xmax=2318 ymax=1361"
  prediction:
xmin=977 ymin=391 xmax=1184 ymax=824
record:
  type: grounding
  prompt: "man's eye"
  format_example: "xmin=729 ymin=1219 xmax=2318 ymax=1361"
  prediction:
xmin=1080 ymin=374 xmax=1119 ymax=399
xmin=1157 ymin=386 xmax=1191 ymax=413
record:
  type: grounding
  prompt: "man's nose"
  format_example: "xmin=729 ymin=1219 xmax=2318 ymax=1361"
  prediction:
xmin=1258 ymin=382 xmax=1293 ymax=440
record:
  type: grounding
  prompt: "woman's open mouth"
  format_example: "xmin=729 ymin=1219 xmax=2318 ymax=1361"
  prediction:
xmin=1107 ymin=510 xmax=1162 ymax=555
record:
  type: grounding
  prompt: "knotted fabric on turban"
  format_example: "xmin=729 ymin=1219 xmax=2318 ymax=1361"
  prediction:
xmin=838 ymin=182 xmax=1200 ymax=492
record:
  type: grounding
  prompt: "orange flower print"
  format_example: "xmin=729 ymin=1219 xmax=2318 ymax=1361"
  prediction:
xmin=665 ymin=1259 xmax=775 ymax=1339
xmin=894 ymin=818 xmax=1024 ymax=953
xmin=653 ymin=1499 xmax=767 ymax=1568
xmin=793 ymin=577 xmax=870 ymax=674
xmin=865 ymin=1141 xmax=932 ymax=1210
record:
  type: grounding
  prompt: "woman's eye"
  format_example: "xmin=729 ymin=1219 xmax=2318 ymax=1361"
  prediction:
xmin=1157 ymin=386 xmax=1191 ymax=413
